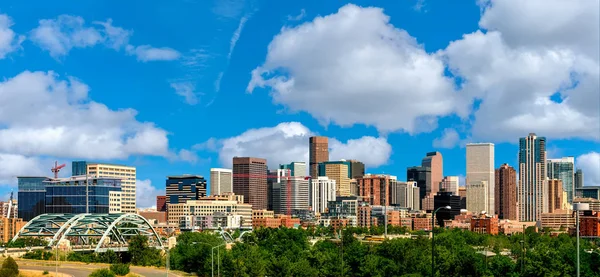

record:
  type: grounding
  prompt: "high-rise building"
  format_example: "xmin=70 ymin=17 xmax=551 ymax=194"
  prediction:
xmin=319 ymin=161 xmax=352 ymax=196
xmin=518 ymin=133 xmax=547 ymax=221
xmin=271 ymin=169 xmax=309 ymax=214
xmin=233 ymin=157 xmax=268 ymax=210
xmin=210 ymin=168 xmax=233 ymax=195
xmin=267 ymin=169 xmax=277 ymax=211
xmin=440 ymin=176 xmax=459 ymax=195
xmin=0 ymin=199 xmax=18 ymax=219
xmin=44 ymin=176 xmax=122 ymax=214
xmin=156 ymin=196 xmax=166 ymax=212
xmin=495 ymin=164 xmax=517 ymax=220
xmin=310 ymin=176 xmax=337 ymax=214
xmin=17 ymin=176 xmax=48 ymax=221
xmin=466 ymin=143 xmax=495 ymax=215
xmin=547 ymin=157 xmax=575 ymax=203
xmin=309 ymin=136 xmax=329 ymax=179
xmin=459 ymin=187 xmax=467 ymax=209
xmin=390 ymin=181 xmax=420 ymax=211
xmin=82 ymin=162 xmax=137 ymax=213
xmin=466 ymin=181 xmax=488 ymax=214
xmin=407 ymin=166 xmax=431 ymax=201
xmin=348 ymin=160 xmax=365 ymax=179
xmin=434 ymin=191 xmax=461 ymax=227
xmin=548 ymin=179 xmax=564 ymax=214
xmin=166 ymin=175 xmax=207 ymax=206
xmin=575 ymin=169 xmax=584 ymax=189
xmin=358 ymin=174 xmax=392 ymax=206
xmin=422 ymin=152 xmax=443 ymax=196
xmin=280 ymin=162 xmax=307 ymax=177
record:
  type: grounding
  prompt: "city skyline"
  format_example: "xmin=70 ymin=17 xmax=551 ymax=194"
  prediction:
xmin=0 ymin=0 xmax=598 ymax=209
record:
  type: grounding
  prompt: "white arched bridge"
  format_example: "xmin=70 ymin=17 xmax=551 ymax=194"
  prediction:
xmin=11 ymin=213 xmax=163 ymax=253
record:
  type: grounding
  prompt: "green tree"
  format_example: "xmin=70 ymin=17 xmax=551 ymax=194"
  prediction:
xmin=0 ymin=257 xmax=19 ymax=277
xmin=88 ymin=268 xmax=115 ymax=277
xmin=127 ymin=235 xmax=162 ymax=266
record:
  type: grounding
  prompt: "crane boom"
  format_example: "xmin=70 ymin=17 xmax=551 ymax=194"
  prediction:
xmin=51 ymin=161 xmax=66 ymax=179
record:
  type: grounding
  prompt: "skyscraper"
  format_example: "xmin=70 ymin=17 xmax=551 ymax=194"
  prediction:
xmin=390 ymin=181 xmax=420 ymax=211
xmin=319 ymin=161 xmax=352 ymax=196
xmin=407 ymin=166 xmax=431 ymax=201
xmin=495 ymin=164 xmax=517 ymax=220
xmin=547 ymin=157 xmax=575 ymax=203
xmin=548 ymin=179 xmax=564 ymax=213
xmin=309 ymin=176 xmax=337 ymax=214
xmin=309 ymin=136 xmax=329 ymax=179
xmin=233 ymin=157 xmax=268 ymax=210
xmin=80 ymin=162 xmax=137 ymax=213
xmin=466 ymin=181 xmax=488 ymax=214
xmin=210 ymin=168 xmax=233 ymax=195
xmin=575 ymin=169 xmax=584 ymax=189
xmin=272 ymin=168 xmax=309 ymax=214
xmin=466 ymin=143 xmax=495 ymax=215
xmin=348 ymin=160 xmax=365 ymax=179
xmin=518 ymin=133 xmax=547 ymax=222
xmin=440 ymin=176 xmax=459 ymax=195
xmin=280 ymin=162 xmax=307 ymax=177
xmin=165 ymin=175 xmax=207 ymax=205
xmin=357 ymin=174 xmax=392 ymax=206
xmin=422 ymin=152 xmax=443 ymax=196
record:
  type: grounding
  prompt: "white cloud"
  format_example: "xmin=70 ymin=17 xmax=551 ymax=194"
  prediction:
xmin=432 ymin=128 xmax=461 ymax=149
xmin=287 ymin=9 xmax=306 ymax=21
xmin=170 ymin=82 xmax=200 ymax=105
xmin=211 ymin=122 xmax=392 ymax=169
xmin=0 ymin=14 xmax=25 ymax=59
xmin=0 ymin=71 xmax=176 ymax=160
xmin=0 ymin=154 xmax=46 ymax=186
xmin=30 ymin=15 xmax=103 ymax=58
xmin=414 ymin=0 xmax=427 ymax=12
xmin=228 ymin=16 xmax=248 ymax=60
xmin=248 ymin=4 xmax=464 ymax=134
xmin=127 ymin=45 xmax=181 ymax=62
xmin=93 ymin=19 xmax=131 ymax=50
xmin=177 ymin=149 xmax=199 ymax=164
xmin=576 ymin=152 xmax=600 ymax=187
xmin=443 ymin=0 xmax=600 ymax=142
xmin=136 ymin=179 xmax=164 ymax=209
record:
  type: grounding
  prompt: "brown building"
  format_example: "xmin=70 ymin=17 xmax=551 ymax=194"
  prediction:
xmin=459 ymin=187 xmax=467 ymax=209
xmin=413 ymin=217 xmax=432 ymax=231
xmin=358 ymin=205 xmax=372 ymax=228
xmin=358 ymin=174 xmax=391 ymax=206
xmin=348 ymin=160 xmax=365 ymax=179
xmin=548 ymin=179 xmax=564 ymax=214
xmin=495 ymin=164 xmax=517 ymax=220
xmin=580 ymin=211 xmax=600 ymax=237
xmin=470 ymin=214 xmax=499 ymax=235
xmin=309 ymin=136 xmax=329 ymax=178
xmin=138 ymin=211 xmax=167 ymax=224
xmin=330 ymin=218 xmax=349 ymax=231
xmin=0 ymin=217 xmax=26 ymax=243
xmin=422 ymin=152 xmax=443 ymax=196
xmin=233 ymin=157 xmax=268 ymax=210
xmin=401 ymin=218 xmax=413 ymax=231
xmin=387 ymin=210 xmax=402 ymax=226
xmin=156 ymin=196 xmax=166 ymax=212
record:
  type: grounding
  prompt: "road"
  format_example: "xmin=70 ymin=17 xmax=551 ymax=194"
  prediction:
xmin=16 ymin=260 xmax=182 ymax=277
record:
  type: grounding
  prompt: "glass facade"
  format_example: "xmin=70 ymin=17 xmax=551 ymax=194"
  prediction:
xmin=44 ymin=178 xmax=121 ymax=214
xmin=576 ymin=186 xmax=600 ymax=200
xmin=166 ymin=175 xmax=207 ymax=205
xmin=407 ymin=166 xmax=431 ymax=201
xmin=18 ymin=177 xmax=48 ymax=221
xmin=72 ymin=161 xmax=88 ymax=175
xmin=547 ymin=158 xmax=575 ymax=203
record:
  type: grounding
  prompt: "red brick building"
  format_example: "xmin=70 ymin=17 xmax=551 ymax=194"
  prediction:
xmin=358 ymin=205 xmax=372 ymax=228
xmin=156 ymin=196 xmax=166 ymax=212
xmin=580 ymin=211 xmax=600 ymax=237
xmin=358 ymin=174 xmax=391 ymax=206
xmin=471 ymin=214 xmax=499 ymax=235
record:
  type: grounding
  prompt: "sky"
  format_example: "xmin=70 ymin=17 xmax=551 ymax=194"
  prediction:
xmin=0 ymin=0 xmax=598 ymax=208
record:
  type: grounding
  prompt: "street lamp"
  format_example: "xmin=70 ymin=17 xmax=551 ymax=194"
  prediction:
xmin=574 ymin=203 xmax=589 ymax=277
xmin=212 ymin=243 xmax=226 ymax=277
xmin=431 ymin=205 xmax=450 ymax=277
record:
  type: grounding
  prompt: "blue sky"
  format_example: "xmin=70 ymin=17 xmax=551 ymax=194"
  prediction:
xmin=0 ymin=0 xmax=598 ymax=208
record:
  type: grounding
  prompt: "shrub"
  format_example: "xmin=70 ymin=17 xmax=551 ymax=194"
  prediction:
xmin=0 ymin=257 xmax=18 ymax=277
xmin=88 ymin=269 xmax=115 ymax=277
xmin=43 ymin=271 xmax=49 ymax=275
xmin=109 ymin=264 xmax=130 ymax=276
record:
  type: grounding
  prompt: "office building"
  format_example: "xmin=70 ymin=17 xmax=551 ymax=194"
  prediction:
xmin=75 ymin=161 xmax=137 ymax=213
xmin=233 ymin=157 xmax=268 ymax=210
xmin=422 ymin=152 xmax=443 ymax=196
xmin=434 ymin=191 xmax=461 ymax=227
xmin=575 ymin=169 xmax=584 ymax=189
xmin=156 ymin=196 xmax=166 ymax=212
xmin=326 ymin=196 xmax=360 ymax=218
xmin=310 ymin=177 xmax=337 ymax=214
xmin=466 ymin=143 xmax=495 ymax=215
xmin=166 ymin=193 xmax=252 ymax=228
xmin=466 ymin=181 xmax=488 ymax=214
xmin=440 ymin=176 xmax=459 ymax=195
xmin=309 ymin=136 xmax=329 ymax=179
xmin=358 ymin=174 xmax=392 ymax=206
xmin=580 ymin=211 xmax=600 ymax=237
xmin=109 ymin=191 xmax=122 ymax=213
xmin=547 ymin=157 xmax=575 ymax=203
xmin=279 ymin=162 xmax=307 ymax=177
xmin=210 ymin=168 xmax=233 ymax=196
xmin=495 ymin=164 xmax=517 ymax=220
xmin=407 ymin=166 xmax=430 ymax=201
xmin=267 ymin=169 xmax=277 ymax=211
xmin=44 ymin=175 xmax=122 ymax=214
xmin=548 ymin=179 xmax=564 ymax=214
xmin=576 ymin=186 xmax=600 ymax=200
xmin=17 ymin=176 xmax=49 ymax=221
xmin=319 ymin=161 xmax=352 ymax=196
xmin=348 ymin=160 xmax=365 ymax=179
xmin=390 ymin=181 xmax=420 ymax=211
xmin=0 ymin=199 xmax=18 ymax=219
xmin=518 ymin=133 xmax=547 ymax=221
xmin=271 ymin=169 xmax=309 ymax=215
xmin=459 ymin=187 xmax=467 ymax=209
xmin=166 ymin=175 xmax=207 ymax=206
xmin=0 ymin=217 xmax=26 ymax=243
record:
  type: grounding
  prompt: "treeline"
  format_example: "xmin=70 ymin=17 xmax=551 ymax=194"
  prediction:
xmin=168 ymin=228 xmax=600 ymax=277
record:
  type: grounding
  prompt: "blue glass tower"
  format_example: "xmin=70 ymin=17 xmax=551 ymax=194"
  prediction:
xmin=44 ymin=176 xmax=121 ymax=214
xmin=72 ymin=161 xmax=88 ymax=175
xmin=18 ymin=176 xmax=49 ymax=221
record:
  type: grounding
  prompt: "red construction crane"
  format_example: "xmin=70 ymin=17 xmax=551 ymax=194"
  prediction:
xmin=51 ymin=161 xmax=66 ymax=179
xmin=233 ymin=170 xmax=309 ymax=216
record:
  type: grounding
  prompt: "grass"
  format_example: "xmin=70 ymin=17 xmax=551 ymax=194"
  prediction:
xmin=18 ymin=270 xmax=69 ymax=277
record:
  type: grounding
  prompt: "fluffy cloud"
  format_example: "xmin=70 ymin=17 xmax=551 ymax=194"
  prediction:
xmin=209 ymin=122 xmax=392 ymax=169
xmin=0 ymin=14 xmax=25 ymax=59
xmin=170 ymin=82 xmax=200 ymax=105
xmin=30 ymin=15 xmax=180 ymax=61
xmin=443 ymin=0 xmax=599 ymax=142
xmin=0 ymin=154 xmax=47 ymax=186
xmin=576 ymin=152 xmax=600 ymax=187
xmin=0 ymin=71 xmax=176 ymax=160
xmin=432 ymin=128 xmax=461 ymax=149
xmin=248 ymin=4 xmax=464 ymax=134
xmin=136 ymin=179 xmax=164 ymax=209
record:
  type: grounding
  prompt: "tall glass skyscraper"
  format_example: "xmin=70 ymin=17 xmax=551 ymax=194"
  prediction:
xmin=547 ymin=157 xmax=575 ymax=204
xmin=17 ymin=176 xmax=49 ymax=221
xmin=518 ymin=133 xmax=547 ymax=222
xmin=44 ymin=176 xmax=122 ymax=214
xmin=166 ymin=175 xmax=207 ymax=205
